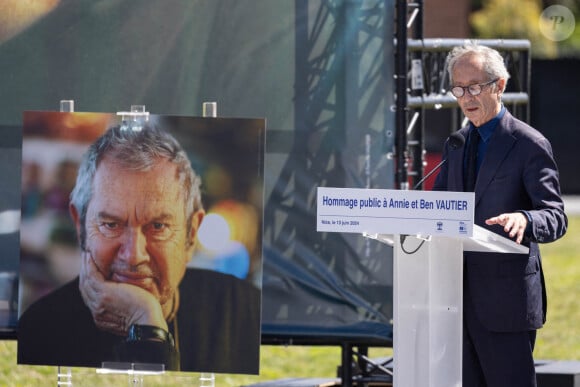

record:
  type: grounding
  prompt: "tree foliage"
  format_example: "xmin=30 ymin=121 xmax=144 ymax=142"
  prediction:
xmin=470 ymin=0 xmax=580 ymax=58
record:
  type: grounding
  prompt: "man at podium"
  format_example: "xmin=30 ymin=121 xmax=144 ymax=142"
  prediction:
xmin=433 ymin=42 xmax=568 ymax=386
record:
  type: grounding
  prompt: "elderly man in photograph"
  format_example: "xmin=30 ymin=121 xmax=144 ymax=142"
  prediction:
xmin=18 ymin=125 xmax=260 ymax=374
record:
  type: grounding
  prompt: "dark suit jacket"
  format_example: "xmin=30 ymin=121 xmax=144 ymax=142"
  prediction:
xmin=18 ymin=268 xmax=261 ymax=374
xmin=433 ymin=110 xmax=567 ymax=332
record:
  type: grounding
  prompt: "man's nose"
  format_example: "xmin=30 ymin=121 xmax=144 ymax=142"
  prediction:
xmin=463 ymin=90 xmax=477 ymax=101
xmin=118 ymin=228 xmax=149 ymax=265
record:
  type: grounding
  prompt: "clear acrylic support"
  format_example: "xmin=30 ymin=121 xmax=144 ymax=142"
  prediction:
xmin=198 ymin=101 xmax=217 ymax=387
xmin=202 ymin=101 xmax=217 ymax=118
xmin=117 ymin=104 xmax=150 ymax=131
xmin=97 ymin=362 xmax=165 ymax=387
xmin=57 ymin=99 xmax=74 ymax=386
xmin=60 ymin=100 xmax=74 ymax=113
xmin=57 ymin=366 xmax=72 ymax=386
xmin=199 ymin=372 xmax=215 ymax=387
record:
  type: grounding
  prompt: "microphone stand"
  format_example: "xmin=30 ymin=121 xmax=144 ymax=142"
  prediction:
xmin=412 ymin=158 xmax=447 ymax=190
xmin=413 ymin=132 xmax=465 ymax=190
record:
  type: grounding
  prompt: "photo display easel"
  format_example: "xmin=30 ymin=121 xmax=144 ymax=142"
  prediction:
xmin=16 ymin=100 xmax=264 ymax=386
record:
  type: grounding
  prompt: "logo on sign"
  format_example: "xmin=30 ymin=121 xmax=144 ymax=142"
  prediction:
xmin=436 ymin=221 xmax=443 ymax=232
xmin=459 ymin=221 xmax=467 ymax=234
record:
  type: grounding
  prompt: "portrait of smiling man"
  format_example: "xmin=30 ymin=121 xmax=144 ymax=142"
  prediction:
xmin=18 ymin=116 xmax=263 ymax=374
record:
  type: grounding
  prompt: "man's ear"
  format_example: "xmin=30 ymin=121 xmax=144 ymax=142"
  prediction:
xmin=191 ymin=209 xmax=205 ymax=234
xmin=189 ymin=210 xmax=205 ymax=246
xmin=69 ymin=203 xmax=83 ymax=247
xmin=497 ymin=78 xmax=507 ymax=94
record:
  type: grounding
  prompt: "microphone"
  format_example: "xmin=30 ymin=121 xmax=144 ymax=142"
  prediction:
xmin=413 ymin=132 xmax=465 ymax=190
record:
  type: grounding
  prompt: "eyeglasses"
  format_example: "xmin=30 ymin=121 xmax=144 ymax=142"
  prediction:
xmin=450 ymin=79 xmax=499 ymax=98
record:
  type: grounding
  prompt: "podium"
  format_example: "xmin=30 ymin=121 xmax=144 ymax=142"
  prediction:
xmin=316 ymin=187 xmax=528 ymax=387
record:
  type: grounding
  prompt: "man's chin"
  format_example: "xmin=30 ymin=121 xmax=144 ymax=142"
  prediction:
xmin=466 ymin=114 xmax=483 ymax=126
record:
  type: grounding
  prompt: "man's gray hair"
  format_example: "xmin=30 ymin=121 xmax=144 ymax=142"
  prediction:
xmin=446 ymin=42 xmax=511 ymax=92
xmin=70 ymin=125 xmax=203 ymax=249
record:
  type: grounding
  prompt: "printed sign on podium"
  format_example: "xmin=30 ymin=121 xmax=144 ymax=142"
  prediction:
xmin=317 ymin=186 xmax=475 ymax=237
xmin=317 ymin=187 xmax=527 ymax=387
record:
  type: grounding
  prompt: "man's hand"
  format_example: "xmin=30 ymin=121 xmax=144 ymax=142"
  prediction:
xmin=485 ymin=212 xmax=528 ymax=244
xmin=79 ymin=251 xmax=168 ymax=336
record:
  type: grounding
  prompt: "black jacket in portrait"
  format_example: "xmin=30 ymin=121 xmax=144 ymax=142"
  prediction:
xmin=18 ymin=268 xmax=261 ymax=374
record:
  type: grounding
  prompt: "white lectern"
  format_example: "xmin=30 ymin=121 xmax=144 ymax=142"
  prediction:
xmin=365 ymin=225 xmax=528 ymax=387
xmin=316 ymin=187 xmax=528 ymax=387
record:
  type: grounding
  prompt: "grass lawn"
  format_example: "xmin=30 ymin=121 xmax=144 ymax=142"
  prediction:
xmin=0 ymin=217 xmax=577 ymax=386
xmin=534 ymin=215 xmax=580 ymax=360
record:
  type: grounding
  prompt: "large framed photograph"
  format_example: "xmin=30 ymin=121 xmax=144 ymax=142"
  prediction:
xmin=18 ymin=111 xmax=265 ymax=374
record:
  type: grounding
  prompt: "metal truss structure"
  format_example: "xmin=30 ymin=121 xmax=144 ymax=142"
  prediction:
xmin=263 ymin=0 xmax=393 ymax=340
xmin=262 ymin=1 xmax=394 ymax=386
xmin=396 ymin=0 xmax=531 ymax=189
